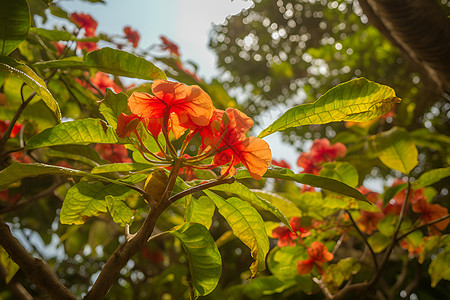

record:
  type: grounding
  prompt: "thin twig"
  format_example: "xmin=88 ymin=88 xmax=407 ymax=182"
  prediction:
xmin=313 ymin=277 xmax=334 ymax=300
xmin=396 ymin=214 xmax=450 ymax=241
xmin=346 ymin=210 xmax=379 ymax=272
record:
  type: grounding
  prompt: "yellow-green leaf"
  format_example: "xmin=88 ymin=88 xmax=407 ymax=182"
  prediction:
xmin=186 ymin=196 xmax=215 ymax=229
xmin=170 ymin=223 xmax=221 ymax=297
xmin=26 ymin=118 xmax=118 ymax=149
xmin=61 ymin=181 xmax=135 ymax=225
xmin=259 ymin=78 xmax=400 ymax=138
xmin=429 ymin=249 xmax=450 ymax=287
xmin=105 ymin=195 xmax=134 ymax=226
xmin=205 ymin=191 xmax=269 ymax=277
xmin=372 ymin=127 xmax=418 ymax=174
xmin=0 ymin=56 xmax=61 ymax=122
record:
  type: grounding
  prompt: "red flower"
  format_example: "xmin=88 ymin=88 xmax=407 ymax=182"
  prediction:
xmin=297 ymin=241 xmax=334 ymax=275
xmin=0 ymin=190 xmax=21 ymax=204
xmin=95 ymin=144 xmax=131 ymax=163
xmin=297 ymin=152 xmax=322 ymax=175
xmin=271 ymin=159 xmax=291 ymax=169
xmin=309 ymin=138 xmax=346 ymax=163
xmin=160 ymin=36 xmax=180 ymax=56
xmin=412 ymin=198 xmax=449 ymax=235
xmin=91 ymin=72 xmax=122 ymax=93
xmin=52 ymin=42 xmax=66 ymax=56
xmin=357 ymin=209 xmax=384 ymax=234
xmin=272 ymin=216 xmax=310 ymax=247
xmin=70 ymin=13 xmax=98 ymax=37
xmin=127 ymin=80 xmax=214 ymax=139
xmin=357 ymin=186 xmax=379 ymax=203
xmin=0 ymin=120 xmax=22 ymax=138
xmin=123 ymin=26 xmax=140 ymax=48
xmin=77 ymin=41 xmax=98 ymax=52
xmin=211 ymin=108 xmax=271 ymax=180
xmin=384 ymin=179 xmax=425 ymax=215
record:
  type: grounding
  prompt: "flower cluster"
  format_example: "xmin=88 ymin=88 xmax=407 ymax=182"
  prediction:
xmin=123 ymin=26 xmax=140 ymax=48
xmin=297 ymin=241 xmax=334 ymax=275
xmin=297 ymin=138 xmax=346 ymax=175
xmin=272 ymin=216 xmax=310 ymax=247
xmin=116 ymin=80 xmax=271 ymax=180
xmin=70 ymin=12 xmax=98 ymax=52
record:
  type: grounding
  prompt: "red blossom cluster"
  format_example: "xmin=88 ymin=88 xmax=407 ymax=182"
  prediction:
xmin=272 ymin=216 xmax=310 ymax=247
xmin=95 ymin=144 xmax=131 ymax=163
xmin=123 ymin=26 xmax=140 ymax=48
xmin=116 ymin=80 xmax=271 ymax=180
xmin=297 ymin=241 xmax=334 ymax=275
xmin=70 ymin=12 xmax=98 ymax=52
xmin=297 ymin=138 xmax=346 ymax=175
xmin=160 ymin=36 xmax=180 ymax=57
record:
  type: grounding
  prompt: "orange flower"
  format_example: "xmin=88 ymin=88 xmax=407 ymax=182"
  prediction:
xmin=91 ymin=72 xmax=122 ymax=93
xmin=70 ymin=13 xmax=98 ymax=37
xmin=160 ymin=36 xmax=180 ymax=56
xmin=412 ymin=198 xmax=449 ymax=235
xmin=297 ymin=241 xmax=334 ymax=275
xmin=211 ymin=108 xmax=271 ymax=180
xmin=116 ymin=113 xmax=142 ymax=138
xmin=123 ymin=26 xmax=140 ymax=48
xmin=127 ymin=80 xmax=214 ymax=139
xmin=357 ymin=209 xmax=384 ymax=234
xmin=272 ymin=216 xmax=310 ymax=247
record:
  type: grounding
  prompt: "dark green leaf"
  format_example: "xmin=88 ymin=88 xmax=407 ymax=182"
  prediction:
xmin=169 ymin=223 xmax=222 ymax=297
xmin=0 ymin=0 xmax=30 ymax=55
xmin=383 ymin=183 xmax=408 ymax=208
xmin=235 ymin=166 xmax=368 ymax=202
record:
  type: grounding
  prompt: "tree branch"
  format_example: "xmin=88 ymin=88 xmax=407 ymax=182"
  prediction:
xmin=346 ymin=210 xmax=379 ymax=272
xmin=0 ymin=220 xmax=77 ymax=300
xmin=396 ymin=214 xmax=450 ymax=242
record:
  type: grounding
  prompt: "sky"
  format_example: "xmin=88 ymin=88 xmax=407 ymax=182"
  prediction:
xmin=58 ymin=0 xmax=302 ymax=169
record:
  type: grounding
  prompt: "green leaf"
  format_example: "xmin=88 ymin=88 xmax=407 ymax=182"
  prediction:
xmin=235 ymin=166 xmax=368 ymax=202
xmin=0 ymin=0 xmax=30 ymax=55
xmin=45 ymin=149 xmax=100 ymax=167
xmin=205 ymin=191 xmax=269 ymax=277
xmin=319 ymin=162 xmax=359 ymax=188
xmin=185 ymin=196 xmax=215 ymax=229
xmin=372 ymin=127 xmax=418 ymax=174
xmin=323 ymin=257 xmax=360 ymax=292
xmin=377 ymin=214 xmax=397 ymax=237
xmin=91 ymin=162 xmax=154 ymax=174
xmin=267 ymin=246 xmax=306 ymax=279
xmin=259 ymin=78 xmax=400 ymax=138
xmin=252 ymin=189 xmax=302 ymax=219
xmin=242 ymin=276 xmax=297 ymax=298
xmin=0 ymin=246 xmax=19 ymax=284
xmin=61 ymin=181 xmax=135 ymax=225
xmin=0 ymin=56 xmax=61 ymax=121
xmin=169 ymin=223 xmax=221 ymax=297
xmin=208 ymin=181 xmax=290 ymax=227
xmin=26 ymin=118 xmax=118 ymax=149
xmin=429 ymin=249 xmax=450 ymax=287
xmin=367 ymin=233 xmax=390 ymax=253
xmin=0 ymin=162 xmax=136 ymax=190
xmin=33 ymin=48 xmax=166 ymax=80
xmin=99 ymin=89 xmax=130 ymax=128
xmin=105 ymin=195 xmax=134 ymax=226
xmin=85 ymin=48 xmax=166 ymax=80
xmin=415 ymin=167 xmax=450 ymax=188
xmin=29 ymin=27 xmax=99 ymax=42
